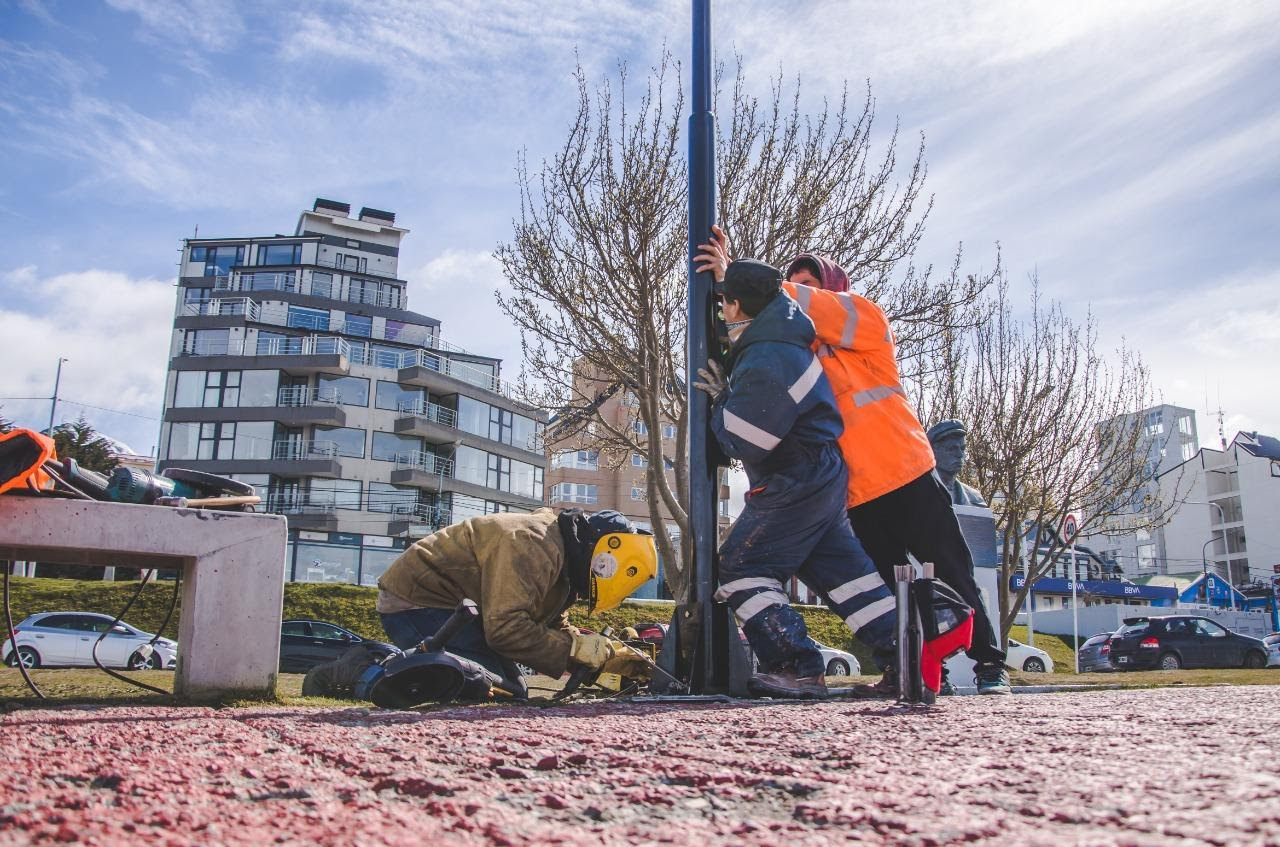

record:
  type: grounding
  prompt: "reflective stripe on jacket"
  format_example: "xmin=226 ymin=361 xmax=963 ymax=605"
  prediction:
xmin=709 ymin=291 xmax=844 ymax=485
xmin=782 ymin=281 xmax=935 ymax=507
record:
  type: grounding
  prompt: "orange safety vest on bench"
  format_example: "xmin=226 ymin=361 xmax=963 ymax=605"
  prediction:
xmin=782 ymin=281 xmax=935 ymax=508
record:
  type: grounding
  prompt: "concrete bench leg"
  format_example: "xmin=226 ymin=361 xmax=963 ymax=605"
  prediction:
xmin=175 ymin=529 xmax=286 ymax=701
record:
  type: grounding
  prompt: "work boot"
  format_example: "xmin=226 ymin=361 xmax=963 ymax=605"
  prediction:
xmin=748 ymin=670 xmax=829 ymax=699
xmin=975 ymin=664 xmax=1011 ymax=695
xmin=869 ymin=671 xmax=898 ymax=698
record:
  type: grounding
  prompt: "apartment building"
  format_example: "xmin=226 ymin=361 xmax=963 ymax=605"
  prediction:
xmin=157 ymin=199 xmax=546 ymax=587
xmin=545 ymin=371 xmax=729 ymax=599
xmin=1087 ymin=403 xmax=1200 ymax=577
xmin=1153 ymin=430 xmax=1280 ymax=589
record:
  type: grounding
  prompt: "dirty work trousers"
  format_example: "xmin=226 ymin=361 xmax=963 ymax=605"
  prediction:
xmin=380 ymin=607 xmax=528 ymax=697
xmin=716 ymin=445 xmax=897 ymax=678
xmin=847 ymin=470 xmax=1006 ymax=669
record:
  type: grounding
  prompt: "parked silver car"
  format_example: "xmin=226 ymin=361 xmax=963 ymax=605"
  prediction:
xmin=2 ymin=612 xmax=178 ymax=670
xmin=1077 ymin=633 xmax=1116 ymax=673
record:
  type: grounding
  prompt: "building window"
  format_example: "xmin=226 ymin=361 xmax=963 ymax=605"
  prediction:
xmin=343 ymin=314 xmax=373 ymax=338
xmin=1136 ymin=544 xmax=1155 ymax=572
xmin=489 ymin=406 xmax=513 ymax=445
xmin=313 ymin=426 xmax=366 ymax=458
xmin=372 ymin=431 xmax=422 ymax=462
xmin=630 ymin=485 xmax=647 ymax=501
xmin=375 ymin=381 xmax=425 ymax=412
xmin=309 ymin=478 xmax=362 ymax=510
xmin=173 ymin=370 xmax=205 ymax=407
xmin=197 ymin=422 xmax=235 ymax=460
xmin=487 ymin=454 xmax=512 ymax=492
xmin=287 ymin=306 xmax=329 ymax=332
xmin=631 ymin=452 xmax=648 ymax=467
xmin=621 ymin=391 xmax=639 ymax=408
xmin=317 ymin=374 xmax=369 ymax=406
xmin=1181 ymin=441 xmax=1195 ymax=461
xmin=662 ymin=424 xmax=677 ymax=439
xmin=310 ymin=272 xmax=334 ymax=298
xmin=369 ymin=482 xmax=415 ymax=514
xmin=200 ymin=245 xmax=244 ymax=277
xmin=552 ymin=450 xmax=598 ymax=470
xmin=454 ymin=446 xmax=488 ymax=486
xmin=552 ymin=482 xmax=597 ymax=504
xmin=204 ymin=371 xmax=240 ymax=407
xmin=258 ymin=243 xmax=302 ymax=265
xmin=633 ymin=420 xmax=648 ymax=436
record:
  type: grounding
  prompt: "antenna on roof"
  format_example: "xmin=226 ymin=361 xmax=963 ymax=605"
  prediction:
xmin=194 ymin=224 xmax=199 ymax=239
xmin=1216 ymin=386 xmax=1226 ymax=451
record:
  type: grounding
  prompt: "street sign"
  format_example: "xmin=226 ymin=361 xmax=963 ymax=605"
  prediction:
xmin=1062 ymin=512 xmax=1079 ymax=542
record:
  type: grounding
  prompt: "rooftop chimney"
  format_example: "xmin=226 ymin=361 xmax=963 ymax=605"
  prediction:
xmin=313 ymin=198 xmax=351 ymax=216
xmin=358 ymin=206 xmax=396 ymax=225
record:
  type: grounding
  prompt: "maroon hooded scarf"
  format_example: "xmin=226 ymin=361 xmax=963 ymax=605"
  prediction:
xmin=785 ymin=253 xmax=849 ymax=293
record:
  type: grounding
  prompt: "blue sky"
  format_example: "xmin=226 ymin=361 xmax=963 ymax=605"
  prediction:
xmin=1 ymin=0 xmax=1277 ymax=456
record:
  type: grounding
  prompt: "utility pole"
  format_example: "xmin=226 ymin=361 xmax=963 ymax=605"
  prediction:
xmin=48 ymin=357 xmax=68 ymax=435
xmin=684 ymin=0 xmax=726 ymax=693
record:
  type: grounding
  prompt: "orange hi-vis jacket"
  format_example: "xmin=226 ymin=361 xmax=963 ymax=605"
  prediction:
xmin=782 ymin=281 xmax=936 ymax=507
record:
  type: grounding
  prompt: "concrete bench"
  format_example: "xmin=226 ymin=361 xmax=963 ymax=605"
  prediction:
xmin=0 ymin=497 xmax=287 ymax=700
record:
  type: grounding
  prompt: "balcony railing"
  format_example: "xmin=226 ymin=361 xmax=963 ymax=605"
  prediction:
xmin=397 ymin=399 xmax=459 ymax=428
xmin=264 ymin=494 xmax=339 ymax=515
xmin=395 ymin=451 xmax=455 ymax=478
xmin=276 ymin=387 xmax=340 ymax=407
xmin=216 ymin=271 xmax=302 ymax=294
xmin=181 ymin=336 xmax=353 ymax=358
xmin=402 ymin=349 xmax=516 ymax=399
xmin=181 ymin=297 xmax=261 ymax=321
xmin=390 ymin=504 xmax=454 ymax=529
xmin=271 ymin=439 xmax=340 ymax=461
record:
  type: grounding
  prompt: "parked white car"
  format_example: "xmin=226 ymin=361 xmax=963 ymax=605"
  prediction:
xmin=815 ymin=643 xmax=861 ymax=677
xmin=1006 ymin=637 xmax=1054 ymax=673
xmin=2 ymin=612 xmax=178 ymax=670
xmin=1264 ymin=633 xmax=1280 ymax=668
xmin=945 ymin=636 xmax=1054 ymax=686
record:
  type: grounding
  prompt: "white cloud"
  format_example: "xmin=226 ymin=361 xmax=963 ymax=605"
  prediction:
xmin=1097 ymin=268 xmax=1280 ymax=442
xmin=0 ymin=266 xmax=174 ymax=452
xmin=103 ymin=0 xmax=246 ymax=52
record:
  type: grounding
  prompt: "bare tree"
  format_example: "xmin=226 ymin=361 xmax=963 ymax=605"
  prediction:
xmin=496 ymin=54 xmax=994 ymax=601
xmin=914 ymin=276 xmax=1183 ymax=641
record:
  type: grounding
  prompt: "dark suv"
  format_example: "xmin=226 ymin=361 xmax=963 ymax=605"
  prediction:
xmin=279 ymin=620 xmax=396 ymax=673
xmin=1108 ymin=615 xmax=1268 ymax=671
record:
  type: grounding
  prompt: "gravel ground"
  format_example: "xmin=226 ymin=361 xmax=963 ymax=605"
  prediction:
xmin=2 ymin=685 xmax=1277 ymax=846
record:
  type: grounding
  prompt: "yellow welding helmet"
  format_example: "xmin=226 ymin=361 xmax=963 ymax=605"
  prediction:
xmin=588 ymin=532 xmax=657 ymax=614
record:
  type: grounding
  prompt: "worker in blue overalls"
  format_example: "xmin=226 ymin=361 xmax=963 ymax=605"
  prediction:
xmin=693 ymin=258 xmax=896 ymax=698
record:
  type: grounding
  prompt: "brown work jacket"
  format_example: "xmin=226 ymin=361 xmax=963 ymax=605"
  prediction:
xmin=378 ymin=509 xmax=574 ymax=678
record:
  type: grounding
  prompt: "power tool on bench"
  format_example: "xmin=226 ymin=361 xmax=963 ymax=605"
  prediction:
xmin=56 ymin=460 xmax=256 ymax=508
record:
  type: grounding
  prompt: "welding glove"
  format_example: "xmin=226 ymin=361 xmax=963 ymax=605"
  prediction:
xmin=569 ymin=633 xmax=651 ymax=680
xmin=692 ymin=359 xmax=727 ymax=403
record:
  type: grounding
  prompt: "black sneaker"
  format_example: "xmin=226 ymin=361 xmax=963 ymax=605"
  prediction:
xmin=748 ymin=671 xmax=829 ymax=699
xmin=975 ymin=664 xmax=1011 ymax=695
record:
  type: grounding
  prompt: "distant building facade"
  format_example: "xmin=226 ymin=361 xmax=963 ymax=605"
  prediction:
xmin=1151 ymin=431 xmax=1280 ymax=591
xmin=157 ymin=199 xmax=546 ymax=587
xmin=545 ymin=368 xmax=728 ymax=599
xmin=1087 ymin=403 xmax=1199 ymax=577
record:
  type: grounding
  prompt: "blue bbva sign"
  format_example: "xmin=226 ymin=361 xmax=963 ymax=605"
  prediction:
xmin=1010 ymin=573 xmax=1177 ymax=603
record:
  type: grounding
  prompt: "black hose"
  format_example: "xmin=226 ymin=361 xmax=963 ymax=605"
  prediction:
xmin=91 ymin=572 xmax=172 ymax=697
xmin=3 ymin=562 xmax=45 ymax=698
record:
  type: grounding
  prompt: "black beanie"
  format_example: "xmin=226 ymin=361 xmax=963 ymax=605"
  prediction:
xmin=723 ymin=259 xmax=782 ymax=317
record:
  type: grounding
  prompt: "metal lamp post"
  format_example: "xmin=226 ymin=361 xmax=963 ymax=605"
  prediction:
xmin=682 ymin=0 xmax=731 ymax=693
